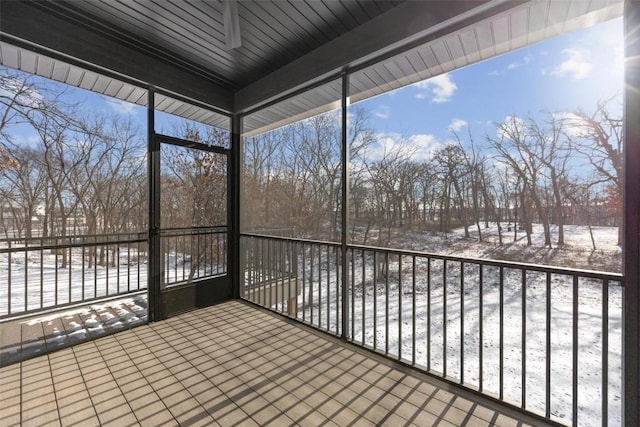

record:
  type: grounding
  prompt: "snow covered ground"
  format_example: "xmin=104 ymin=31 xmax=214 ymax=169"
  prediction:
xmin=286 ymin=225 xmax=623 ymax=427
xmin=0 ymin=245 xmax=224 ymax=316
xmin=0 ymin=245 xmax=148 ymax=316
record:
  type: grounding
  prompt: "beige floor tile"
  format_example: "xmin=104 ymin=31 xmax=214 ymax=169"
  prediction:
xmin=3 ymin=301 xmax=550 ymax=427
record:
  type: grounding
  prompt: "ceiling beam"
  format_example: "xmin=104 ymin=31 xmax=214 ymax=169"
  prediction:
xmin=235 ymin=0 xmax=525 ymax=114
xmin=0 ymin=0 xmax=234 ymax=112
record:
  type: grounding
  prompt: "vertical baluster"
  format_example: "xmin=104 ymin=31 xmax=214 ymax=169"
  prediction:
xmin=310 ymin=244 xmax=314 ymax=325
xmin=116 ymin=237 xmax=120 ymax=294
xmin=54 ymin=237 xmax=58 ymax=307
xmin=7 ymin=240 xmax=11 ymax=315
xmin=546 ymin=271 xmax=552 ymax=418
xmin=25 ymin=239 xmax=28 ymax=312
xmin=69 ymin=238 xmax=73 ymax=303
xmin=427 ymin=257 xmax=431 ymax=371
xmin=362 ymin=249 xmax=366 ymax=346
xmin=268 ymin=239 xmax=273 ymax=308
xmin=106 ymin=244 xmax=109 ymax=295
xmin=522 ymin=269 xmax=527 ymax=408
xmin=573 ymin=275 xmax=579 ymax=426
xmin=443 ymin=259 xmax=447 ymax=378
xmin=373 ymin=251 xmax=377 ymax=350
xmin=127 ymin=240 xmax=131 ymax=292
xmin=602 ymin=279 xmax=609 ymax=427
xmin=479 ymin=263 xmax=484 ymax=393
xmin=412 ymin=256 xmax=416 ymax=366
xmin=336 ymin=245 xmax=340 ymax=335
xmin=398 ymin=254 xmax=402 ymax=361
xmin=302 ymin=242 xmax=306 ymax=322
xmin=385 ymin=252 xmax=389 ymax=356
xmin=499 ymin=266 xmax=504 ymax=400
xmin=326 ymin=245 xmax=330 ymax=329
xmin=461 ymin=261 xmax=465 ymax=384
xmin=81 ymin=240 xmax=85 ymax=301
xmin=351 ymin=248 xmax=355 ymax=339
xmin=318 ymin=244 xmax=322 ymax=329
xmin=94 ymin=238 xmax=98 ymax=298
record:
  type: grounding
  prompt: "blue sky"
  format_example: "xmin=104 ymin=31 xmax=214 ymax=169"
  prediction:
xmin=353 ymin=17 xmax=623 ymax=157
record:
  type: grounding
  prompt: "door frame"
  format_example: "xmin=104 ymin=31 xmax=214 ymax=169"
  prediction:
xmin=149 ymin=132 xmax=232 ymax=320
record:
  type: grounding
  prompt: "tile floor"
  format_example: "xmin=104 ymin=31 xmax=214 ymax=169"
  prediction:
xmin=0 ymin=300 xmax=548 ymax=426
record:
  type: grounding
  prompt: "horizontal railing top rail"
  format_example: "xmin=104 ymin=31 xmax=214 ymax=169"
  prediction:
xmin=241 ymin=233 xmax=622 ymax=283
xmin=0 ymin=234 xmax=147 ymax=254
xmin=160 ymin=226 xmax=227 ymax=237
xmin=0 ymin=231 xmax=147 ymax=246
xmin=241 ymin=232 xmax=341 ymax=248
xmin=348 ymin=242 xmax=623 ymax=283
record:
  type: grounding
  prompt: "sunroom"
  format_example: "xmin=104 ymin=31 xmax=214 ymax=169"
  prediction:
xmin=0 ymin=1 xmax=638 ymax=426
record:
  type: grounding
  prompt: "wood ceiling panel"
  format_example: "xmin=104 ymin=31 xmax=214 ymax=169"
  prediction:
xmin=103 ymin=80 xmax=123 ymax=98
xmin=19 ymin=49 xmax=38 ymax=75
xmin=431 ymin=40 xmax=454 ymax=72
xmin=288 ymin=1 xmax=341 ymax=40
xmin=459 ymin=29 xmax=481 ymax=64
xmin=78 ymin=71 xmax=99 ymax=92
xmin=327 ymin=1 xmax=359 ymax=29
xmin=527 ymin=0 xmax=548 ymax=44
xmin=306 ymin=1 xmax=350 ymax=35
xmin=92 ymin=75 xmax=111 ymax=94
xmin=35 ymin=56 xmax=54 ymax=79
xmin=474 ymin=21 xmax=495 ymax=60
xmin=416 ymin=46 xmax=443 ymax=75
xmin=66 ymin=68 xmax=84 ymax=88
xmin=566 ymin=0 xmax=591 ymax=21
xmin=492 ymin=15 xmax=511 ymax=55
xmin=546 ymin=0 xmax=572 ymax=38
xmin=251 ymin=1 xmax=319 ymax=52
xmin=445 ymin=36 xmax=468 ymax=69
xmin=51 ymin=62 xmax=70 ymax=83
xmin=509 ymin=7 xmax=529 ymax=50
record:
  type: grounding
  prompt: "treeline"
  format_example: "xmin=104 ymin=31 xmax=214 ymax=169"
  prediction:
xmin=243 ymin=102 xmax=622 ymax=249
xmin=0 ymin=69 xmax=228 ymax=253
xmin=0 ymin=70 xmax=147 ymax=244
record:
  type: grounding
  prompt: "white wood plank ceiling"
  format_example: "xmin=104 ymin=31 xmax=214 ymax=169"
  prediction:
xmin=244 ymin=0 xmax=623 ymax=135
xmin=0 ymin=0 xmax=624 ymax=134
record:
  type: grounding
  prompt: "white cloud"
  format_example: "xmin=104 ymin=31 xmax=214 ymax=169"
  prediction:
xmin=365 ymin=132 xmax=442 ymax=163
xmin=406 ymin=134 xmax=442 ymax=161
xmin=106 ymin=98 xmax=138 ymax=115
xmin=448 ymin=118 xmax=468 ymax=133
xmin=413 ymin=73 xmax=458 ymax=103
xmin=0 ymin=76 xmax=44 ymax=108
xmin=12 ymin=134 xmax=40 ymax=146
xmin=552 ymin=112 xmax=588 ymax=138
xmin=550 ymin=49 xmax=592 ymax=81
xmin=374 ymin=105 xmax=391 ymax=119
xmin=496 ymin=116 xmax=525 ymax=140
xmin=507 ymin=55 xmax=532 ymax=70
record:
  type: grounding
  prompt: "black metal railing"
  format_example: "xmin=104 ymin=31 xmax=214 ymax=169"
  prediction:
xmin=240 ymin=234 xmax=623 ymax=427
xmin=160 ymin=226 xmax=227 ymax=287
xmin=241 ymin=233 xmax=342 ymax=333
xmin=0 ymin=232 xmax=148 ymax=318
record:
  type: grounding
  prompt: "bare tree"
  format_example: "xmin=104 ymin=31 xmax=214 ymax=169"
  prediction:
xmin=573 ymin=99 xmax=623 ymax=244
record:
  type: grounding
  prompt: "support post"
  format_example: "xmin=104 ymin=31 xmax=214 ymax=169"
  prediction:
xmin=341 ymin=72 xmax=350 ymax=340
xmin=230 ymin=113 xmax=242 ymax=299
xmin=624 ymin=0 xmax=640 ymax=424
xmin=147 ymin=88 xmax=162 ymax=321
